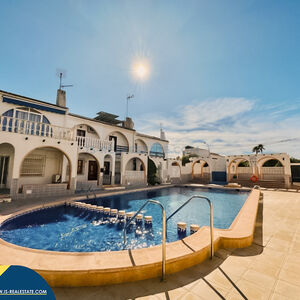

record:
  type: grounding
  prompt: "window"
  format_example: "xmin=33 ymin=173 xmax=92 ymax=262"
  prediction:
xmin=150 ymin=143 xmax=164 ymax=158
xmin=77 ymin=160 xmax=84 ymax=174
xmin=77 ymin=129 xmax=86 ymax=137
xmin=20 ymin=155 xmax=46 ymax=176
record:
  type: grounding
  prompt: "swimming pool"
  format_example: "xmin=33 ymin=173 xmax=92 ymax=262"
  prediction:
xmin=0 ymin=187 xmax=249 ymax=252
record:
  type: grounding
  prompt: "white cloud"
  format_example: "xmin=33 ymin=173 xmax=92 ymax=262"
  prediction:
xmin=135 ymin=97 xmax=300 ymax=158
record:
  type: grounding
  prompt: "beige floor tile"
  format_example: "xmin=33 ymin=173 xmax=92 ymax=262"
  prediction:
xmin=279 ymin=268 xmax=300 ymax=287
xmin=180 ymin=292 xmax=202 ymax=300
xmin=204 ymin=268 xmax=237 ymax=291
xmin=225 ymin=289 xmax=246 ymax=300
xmin=167 ymin=287 xmax=189 ymax=300
xmin=242 ymin=269 xmax=277 ymax=291
xmin=270 ymin=292 xmax=293 ymax=300
xmin=274 ymin=280 xmax=300 ymax=300
xmin=190 ymin=278 xmax=228 ymax=300
xmin=235 ymin=278 xmax=271 ymax=300
xmin=249 ymin=259 xmax=281 ymax=278
xmin=219 ymin=262 xmax=248 ymax=279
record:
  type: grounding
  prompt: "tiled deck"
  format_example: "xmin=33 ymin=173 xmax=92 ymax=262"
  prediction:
xmin=51 ymin=190 xmax=300 ymax=299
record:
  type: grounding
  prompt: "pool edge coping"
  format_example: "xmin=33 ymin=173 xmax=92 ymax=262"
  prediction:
xmin=0 ymin=185 xmax=260 ymax=287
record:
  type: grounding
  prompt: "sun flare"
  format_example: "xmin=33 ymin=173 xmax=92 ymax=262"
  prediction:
xmin=131 ymin=59 xmax=150 ymax=81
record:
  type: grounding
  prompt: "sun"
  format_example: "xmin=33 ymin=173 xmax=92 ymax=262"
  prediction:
xmin=131 ymin=59 xmax=150 ymax=81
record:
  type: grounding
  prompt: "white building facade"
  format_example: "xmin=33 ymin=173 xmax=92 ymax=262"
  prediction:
xmin=0 ymin=89 xmax=168 ymax=199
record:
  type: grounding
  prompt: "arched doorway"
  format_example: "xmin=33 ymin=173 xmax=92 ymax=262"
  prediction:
xmin=103 ymin=154 xmax=113 ymax=185
xmin=76 ymin=153 xmax=100 ymax=190
xmin=192 ymin=160 xmax=210 ymax=183
xmin=19 ymin=146 xmax=72 ymax=196
xmin=236 ymin=159 xmax=251 ymax=180
xmin=0 ymin=143 xmax=14 ymax=193
xmin=125 ymin=157 xmax=146 ymax=186
xmin=260 ymin=159 xmax=284 ymax=180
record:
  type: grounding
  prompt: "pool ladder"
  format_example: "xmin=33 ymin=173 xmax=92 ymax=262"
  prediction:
xmin=123 ymin=200 xmax=166 ymax=281
xmin=122 ymin=195 xmax=214 ymax=281
xmin=166 ymin=195 xmax=214 ymax=259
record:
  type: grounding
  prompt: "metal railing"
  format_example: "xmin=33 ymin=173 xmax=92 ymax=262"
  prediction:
xmin=123 ymin=200 xmax=166 ymax=281
xmin=116 ymin=145 xmax=129 ymax=153
xmin=166 ymin=195 xmax=214 ymax=259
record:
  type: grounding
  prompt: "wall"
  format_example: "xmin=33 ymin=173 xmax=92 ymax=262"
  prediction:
xmin=19 ymin=148 xmax=63 ymax=186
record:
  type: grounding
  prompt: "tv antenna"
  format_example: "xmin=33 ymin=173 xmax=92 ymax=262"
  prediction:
xmin=56 ymin=69 xmax=73 ymax=90
xmin=126 ymin=94 xmax=134 ymax=118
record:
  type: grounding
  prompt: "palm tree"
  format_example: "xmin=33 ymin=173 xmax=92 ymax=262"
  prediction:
xmin=252 ymin=144 xmax=265 ymax=154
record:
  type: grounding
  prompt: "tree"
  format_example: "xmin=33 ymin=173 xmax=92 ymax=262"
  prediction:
xmin=290 ymin=157 xmax=300 ymax=163
xmin=182 ymin=155 xmax=190 ymax=166
xmin=252 ymin=144 xmax=265 ymax=154
xmin=185 ymin=145 xmax=193 ymax=149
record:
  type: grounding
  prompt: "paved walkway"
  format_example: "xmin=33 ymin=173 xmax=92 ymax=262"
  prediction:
xmin=51 ymin=190 xmax=300 ymax=300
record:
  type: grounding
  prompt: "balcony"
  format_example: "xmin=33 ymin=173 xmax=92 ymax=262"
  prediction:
xmin=0 ymin=116 xmax=114 ymax=152
xmin=76 ymin=136 xmax=113 ymax=152
xmin=116 ymin=145 xmax=129 ymax=153
xmin=0 ymin=116 xmax=73 ymax=141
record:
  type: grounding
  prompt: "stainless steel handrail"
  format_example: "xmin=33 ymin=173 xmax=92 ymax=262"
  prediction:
xmin=166 ymin=195 xmax=214 ymax=259
xmin=123 ymin=199 xmax=166 ymax=281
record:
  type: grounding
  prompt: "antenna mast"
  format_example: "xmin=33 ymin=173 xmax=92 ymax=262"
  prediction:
xmin=126 ymin=94 xmax=134 ymax=118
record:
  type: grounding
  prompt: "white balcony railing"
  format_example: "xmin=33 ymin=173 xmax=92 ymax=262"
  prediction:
xmin=76 ymin=136 xmax=113 ymax=152
xmin=0 ymin=116 xmax=74 ymax=141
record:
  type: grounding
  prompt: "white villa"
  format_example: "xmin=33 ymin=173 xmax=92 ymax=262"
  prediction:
xmin=1 ymin=88 xmax=297 ymax=201
xmin=0 ymin=89 xmax=169 ymax=199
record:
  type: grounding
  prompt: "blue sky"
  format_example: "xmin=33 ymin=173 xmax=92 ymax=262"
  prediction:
xmin=0 ymin=0 xmax=300 ymax=157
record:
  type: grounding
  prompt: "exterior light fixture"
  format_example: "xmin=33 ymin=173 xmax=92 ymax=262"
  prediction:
xmin=25 ymin=137 xmax=28 ymax=140
xmin=57 ymin=141 xmax=61 ymax=144
xmin=42 ymin=139 xmax=46 ymax=142
xmin=71 ymin=143 xmax=74 ymax=146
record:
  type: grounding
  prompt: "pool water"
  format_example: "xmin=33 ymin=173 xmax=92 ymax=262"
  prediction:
xmin=0 ymin=187 xmax=249 ymax=252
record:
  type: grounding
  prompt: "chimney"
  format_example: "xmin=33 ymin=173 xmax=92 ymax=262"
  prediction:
xmin=123 ymin=117 xmax=134 ymax=129
xmin=56 ymin=89 xmax=66 ymax=107
xmin=160 ymin=128 xmax=166 ymax=140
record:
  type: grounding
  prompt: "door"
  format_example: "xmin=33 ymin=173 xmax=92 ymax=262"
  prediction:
xmin=103 ymin=161 xmax=111 ymax=185
xmin=77 ymin=129 xmax=86 ymax=146
xmin=0 ymin=156 xmax=9 ymax=188
xmin=88 ymin=161 xmax=98 ymax=181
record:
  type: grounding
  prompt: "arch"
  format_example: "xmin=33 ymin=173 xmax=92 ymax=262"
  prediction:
xmin=192 ymin=159 xmax=210 ymax=181
xmin=149 ymin=142 xmax=165 ymax=158
xmin=259 ymin=157 xmax=285 ymax=181
xmin=134 ymin=138 xmax=148 ymax=154
xmin=262 ymin=159 xmax=283 ymax=167
xmin=106 ymin=131 xmax=129 ymax=152
xmin=227 ymin=157 xmax=251 ymax=179
xmin=19 ymin=146 xmax=72 ymax=189
xmin=256 ymin=156 xmax=285 ymax=167
xmin=125 ymin=157 xmax=146 ymax=185
xmin=77 ymin=152 xmax=101 ymax=186
xmin=73 ymin=124 xmax=100 ymax=139
xmin=0 ymin=143 xmax=15 ymax=190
